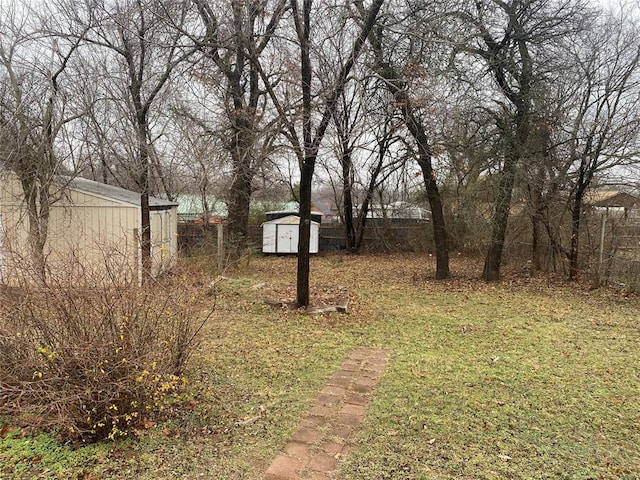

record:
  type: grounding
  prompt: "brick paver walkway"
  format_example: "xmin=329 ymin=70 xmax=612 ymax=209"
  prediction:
xmin=264 ymin=348 xmax=390 ymax=480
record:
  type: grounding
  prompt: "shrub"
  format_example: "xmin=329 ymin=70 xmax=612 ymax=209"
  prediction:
xmin=0 ymin=269 xmax=212 ymax=442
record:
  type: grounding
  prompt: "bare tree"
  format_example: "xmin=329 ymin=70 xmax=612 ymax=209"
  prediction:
xmin=364 ymin=6 xmax=450 ymax=278
xmin=323 ymin=72 xmax=402 ymax=252
xmin=292 ymin=0 xmax=385 ymax=305
xmin=352 ymin=117 xmax=404 ymax=251
xmin=0 ymin=0 xmax=85 ymax=280
xmin=329 ymin=80 xmax=364 ymax=251
xmin=251 ymin=0 xmax=384 ymax=306
xmin=61 ymin=0 xmax=195 ymax=279
xmin=450 ymin=0 xmax=588 ymax=280
xmin=558 ymin=10 xmax=640 ymax=279
xmin=438 ymin=94 xmax=499 ymax=254
xmin=190 ymin=0 xmax=287 ymax=252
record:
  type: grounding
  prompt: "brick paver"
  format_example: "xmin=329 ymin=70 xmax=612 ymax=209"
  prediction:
xmin=263 ymin=348 xmax=389 ymax=480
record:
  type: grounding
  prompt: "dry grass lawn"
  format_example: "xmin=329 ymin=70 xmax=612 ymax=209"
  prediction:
xmin=1 ymin=252 xmax=639 ymax=479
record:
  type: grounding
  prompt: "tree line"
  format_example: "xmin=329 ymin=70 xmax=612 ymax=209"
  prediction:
xmin=1 ymin=0 xmax=639 ymax=305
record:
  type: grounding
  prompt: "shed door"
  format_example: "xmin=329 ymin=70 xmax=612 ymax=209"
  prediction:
xmin=276 ymin=225 xmax=297 ymax=253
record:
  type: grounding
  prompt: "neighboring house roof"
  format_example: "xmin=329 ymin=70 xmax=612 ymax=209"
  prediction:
xmin=588 ymin=191 xmax=640 ymax=209
xmin=275 ymin=200 xmax=324 ymax=215
xmin=175 ymin=194 xmax=228 ymax=220
xmin=67 ymin=176 xmax=177 ymax=210
xmin=310 ymin=197 xmax=335 ymax=216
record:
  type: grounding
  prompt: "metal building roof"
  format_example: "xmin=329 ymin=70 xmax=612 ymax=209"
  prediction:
xmin=66 ymin=176 xmax=177 ymax=209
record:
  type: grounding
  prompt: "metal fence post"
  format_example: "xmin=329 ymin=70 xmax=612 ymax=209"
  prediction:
xmin=597 ymin=212 xmax=607 ymax=286
xmin=217 ymin=223 xmax=224 ymax=271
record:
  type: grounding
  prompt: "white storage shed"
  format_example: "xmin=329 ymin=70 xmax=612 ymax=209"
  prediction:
xmin=262 ymin=215 xmax=319 ymax=254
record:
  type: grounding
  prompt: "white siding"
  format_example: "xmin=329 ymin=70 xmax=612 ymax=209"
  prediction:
xmin=262 ymin=223 xmax=276 ymax=253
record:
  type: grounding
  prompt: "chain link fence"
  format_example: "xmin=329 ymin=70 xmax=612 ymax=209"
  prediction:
xmin=177 ymin=215 xmax=640 ymax=291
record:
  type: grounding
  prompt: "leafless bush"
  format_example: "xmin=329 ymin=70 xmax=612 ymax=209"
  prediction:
xmin=0 ymin=253 xmax=213 ymax=442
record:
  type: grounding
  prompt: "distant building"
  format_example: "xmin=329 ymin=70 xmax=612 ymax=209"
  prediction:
xmin=175 ymin=194 xmax=227 ymax=224
xmin=587 ymin=191 xmax=640 ymax=221
xmin=366 ymin=201 xmax=431 ymax=221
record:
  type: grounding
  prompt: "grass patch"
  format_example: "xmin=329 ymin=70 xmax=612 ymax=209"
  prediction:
xmin=0 ymin=428 xmax=112 ymax=479
xmin=1 ymin=253 xmax=638 ymax=478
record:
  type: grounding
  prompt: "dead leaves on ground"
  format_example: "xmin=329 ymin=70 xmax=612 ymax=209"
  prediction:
xmin=213 ymin=252 xmax=640 ymax=323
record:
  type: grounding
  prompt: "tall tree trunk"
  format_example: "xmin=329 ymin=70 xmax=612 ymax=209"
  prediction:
xmin=293 ymin=0 xmax=314 ymax=308
xmin=341 ymin=147 xmax=356 ymax=251
xmin=354 ymin=205 xmax=369 ymax=251
xmin=482 ymin=95 xmax=531 ymax=281
xmin=568 ymin=185 xmax=586 ymax=280
xmin=482 ymin=149 xmax=517 ymax=281
xmin=529 ymin=179 xmax=546 ymax=272
xmin=528 ymin=125 xmax=551 ymax=273
xmin=195 ymin=0 xmax=287 ymax=258
xmin=418 ymin=155 xmax=449 ymax=279
xmin=403 ymin=106 xmax=449 ymax=278
xmin=137 ymin=119 xmax=152 ymax=280
xmin=369 ymin=32 xmax=449 ymax=278
xmin=293 ymin=0 xmax=385 ymax=306
xmin=226 ymin=150 xmax=253 ymax=248
xmin=296 ymin=160 xmax=314 ymax=307
xmin=224 ymin=100 xmax=256 ymax=251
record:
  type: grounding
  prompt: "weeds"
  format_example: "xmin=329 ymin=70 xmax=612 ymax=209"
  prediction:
xmin=0 ymin=262 xmax=213 ymax=442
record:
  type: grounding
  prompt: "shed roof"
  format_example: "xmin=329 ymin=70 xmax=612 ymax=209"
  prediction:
xmin=262 ymin=215 xmax=319 ymax=226
xmin=65 ymin=176 xmax=177 ymax=210
xmin=276 ymin=200 xmax=325 ymax=215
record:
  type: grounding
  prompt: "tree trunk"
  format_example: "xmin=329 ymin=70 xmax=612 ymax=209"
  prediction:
xmin=195 ymin=0 xmax=287 ymax=260
xmin=568 ymin=187 xmax=586 ymax=281
xmin=370 ymin=53 xmax=449 ymax=278
xmin=341 ymin=148 xmax=356 ymax=251
xmin=354 ymin=207 xmax=369 ymax=251
xmin=528 ymin=178 xmax=545 ymax=272
xmin=226 ymin=151 xmax=253 ymax=249
xmin=418 ymin=157 xmax=449 ymax=279
xmin=137 ymin=120 xmax=152 ymax=281
xmin=296 ymin=160 xmax=314 ymax=307
xmin=482 ymin=95 xmax=531 ymax=281
xmin=354 ymin=144 xmax=385 ymax=252
xmin=405 ymin=111 xmax=449 ymax=279
xmin=293 ymin=0 xmax=384 ymax=306
xmin=482 ymin=149 xmax=517 ymax=281
xmin=225 ymin=106 xmax=256 ymax=252
xmin=140 ymin=190 xmax=151 ymax=277
xmin=531 ymin=209 xmax=542 ymax=272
